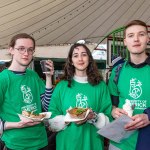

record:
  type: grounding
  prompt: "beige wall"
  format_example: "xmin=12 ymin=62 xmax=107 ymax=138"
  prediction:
xmin=0 ymin=44 xmax=96 ymax=61
xmin=0 ymin=49 xmax=11 ymax=61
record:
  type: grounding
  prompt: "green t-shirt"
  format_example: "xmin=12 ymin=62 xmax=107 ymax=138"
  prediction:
xmin=49 ymin=79 xmax=112 ymax=150
xmin=0 ymin=69 xmax=47 ymax=150
xmin=108 ymin=62 xmax=150 ymax=150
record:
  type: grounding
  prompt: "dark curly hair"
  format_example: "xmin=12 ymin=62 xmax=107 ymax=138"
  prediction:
xmin=62 ymin=43 xmax=103 ymax=87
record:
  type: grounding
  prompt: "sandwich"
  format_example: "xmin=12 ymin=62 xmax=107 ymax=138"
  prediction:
xmin=68 ymin=107 xmax=88 ymax=119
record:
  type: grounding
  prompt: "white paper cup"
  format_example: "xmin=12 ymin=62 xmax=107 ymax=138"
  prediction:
xmin=40 ymin=60 xmax=50 ymax=73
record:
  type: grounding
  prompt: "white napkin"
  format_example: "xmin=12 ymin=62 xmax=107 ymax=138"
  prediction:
xmin=97 ymin=115 xmax=136 ymax=143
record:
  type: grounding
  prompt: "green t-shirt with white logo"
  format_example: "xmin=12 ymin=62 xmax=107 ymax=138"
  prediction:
xmin=0 ymin=69 xmax=47 ymax=150
xmin=108 ymin=62 xmax=150 ymax=150
xmin=49 ymin=79 xmax=112 ymax=150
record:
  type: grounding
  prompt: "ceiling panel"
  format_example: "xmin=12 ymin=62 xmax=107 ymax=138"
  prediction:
xmin=0 ymin=0 xmax=149 ymax=48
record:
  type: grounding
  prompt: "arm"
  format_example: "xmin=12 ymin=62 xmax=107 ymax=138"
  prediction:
xmin=108 ymin=69 xmax=128 ymax=119
xmin=76 ymin=109 xmax=110 ymax=129
xmin=0 ymin=119 xmax=5 ymax=136
xmin=4 ymin=120 xmax=40 ymax=130
xmin=41 ymin=60 xmax=54 ymax=111
xmin=111 ymin=95 xmax=128 ymax=119
xmin=0 ymin=117 xmax=40 ymax=136
xmin=87 ymin=82 xmax=112 ymax=129
xmin=48 ymin=82 xmax=69 ymax=132
xmin=41 ymin=88 xmax=53 ymax=112
xmin=87 ymin=112 xmax=110 ymax=129
xmin=111 ymin=106 xmax=128 ymax=119
xmin=48 ymin=115 xmax=67 ymax=132
xmin=111 ymin=95 xmax=119 ymax=107
xmin=125 ymin=108 xmax=150 ymax=130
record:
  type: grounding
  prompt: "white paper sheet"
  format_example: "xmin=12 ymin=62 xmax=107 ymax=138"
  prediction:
xmin=97 ymin=115 xmax=136 ymax=143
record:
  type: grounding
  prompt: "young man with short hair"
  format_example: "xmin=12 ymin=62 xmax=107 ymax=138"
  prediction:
xmin=108 ymin=20 xmax=150 ymax=150
xmin=0 ymin=33 xmax=54 ymax=150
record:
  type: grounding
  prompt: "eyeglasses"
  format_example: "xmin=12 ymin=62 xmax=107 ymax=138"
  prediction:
xmin=14 ymin=47 xmax=35 ymax=55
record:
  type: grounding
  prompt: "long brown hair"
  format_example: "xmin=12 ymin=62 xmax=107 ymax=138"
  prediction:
xmin=62 ymin=43 xmax=103 ymax=87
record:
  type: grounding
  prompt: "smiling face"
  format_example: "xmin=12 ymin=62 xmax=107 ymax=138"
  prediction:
xmin=124 ymin=25 xmax=149 ymax=55
xmin=9 ymin=38 xmax=34 ymax=68
xmin=71 ymin=46 xmax=89 ymax=76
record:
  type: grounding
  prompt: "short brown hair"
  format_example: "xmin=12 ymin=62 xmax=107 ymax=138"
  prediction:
xmin=124 ymin=20 xmax=148 ymax=37
xmin=9 ymin=33 xmax=35 ymax=49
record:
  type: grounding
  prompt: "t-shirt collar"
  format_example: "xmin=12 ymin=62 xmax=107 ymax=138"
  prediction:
xmin=73 ymin=75 xmax=88 ymax=83
xmin=126 ymin=53 xmax=150 ymax=68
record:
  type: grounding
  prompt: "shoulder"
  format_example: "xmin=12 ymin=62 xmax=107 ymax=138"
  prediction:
xmin=26 ymin=68 xmax=35 ymax=74
xmin=112 ymin=61 xmax=126 ymax=77
xmin=96 ymin=80 xmax=108 ymax=89
xmin=53 ymin=80 xmax=68 ymax=94
xmin=0 ymin=69 xmax=9 ymax=79
xmin=0 ymin=70 xmax=9 ymax=89
xmin=98 ymin=80 xmax=107 ymax=86
xmin=26 ymin=69 xmax=39 ymax=77
xmin=114 ymin=61 xmax=126 ymax=71
xmin=55 ymin=80 xmax=68 ymax=87
xmin=108 ymin=61 xmax=127 ymax=86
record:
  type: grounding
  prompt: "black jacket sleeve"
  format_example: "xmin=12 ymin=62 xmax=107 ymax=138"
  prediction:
xmin=111 ymin=95 xmax=119 ymax=107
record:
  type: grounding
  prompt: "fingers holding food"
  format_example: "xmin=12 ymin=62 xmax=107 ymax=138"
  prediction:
xmin=22 ymin=110 xmax=31 ymax=117
xmin=22 ymin=111 xmax=46 ymax=120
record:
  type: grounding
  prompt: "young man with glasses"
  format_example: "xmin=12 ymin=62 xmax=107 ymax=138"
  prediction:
xmin=0 ymin=33 xmax=54 ymax=150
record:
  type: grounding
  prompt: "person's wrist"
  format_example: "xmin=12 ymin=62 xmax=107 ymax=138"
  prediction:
xmin=2 ymin=120 xmax=6 ymax=131
xmin=112 ymin=107 xmax=116 ymax=115
xmin=17 ymin=122 xmax=25 ymax=128
xmin=5 ymin=122 xmax=19 ymax=129
xmin=90 ymin=112 xmax=98 ymax=124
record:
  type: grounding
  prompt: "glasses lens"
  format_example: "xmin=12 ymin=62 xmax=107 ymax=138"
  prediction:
xmin=28 ymin=48 xmax=35 ymax=54
xmin=18 ymin=47 xmax=26 ymax=54
xmin=16 ymin=47 xmax=34 ymax=54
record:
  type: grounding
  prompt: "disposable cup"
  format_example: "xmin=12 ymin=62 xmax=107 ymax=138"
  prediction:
xmin=40 ymin=60 xmax=50 ymax=73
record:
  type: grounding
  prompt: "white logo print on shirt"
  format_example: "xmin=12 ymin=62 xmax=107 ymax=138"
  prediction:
xmin=21 ymin=85 xmax=33 ymax=104
xmin=76 ymin=93 xmax=88 ymax=108
xmin=129 ymin=78 xmax=142 ymax=99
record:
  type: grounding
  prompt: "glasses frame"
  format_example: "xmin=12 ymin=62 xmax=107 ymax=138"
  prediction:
xmin=14 ymin=47 xmax=35 ymax=55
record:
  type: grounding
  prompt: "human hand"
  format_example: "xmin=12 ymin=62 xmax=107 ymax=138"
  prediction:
xmin=18 ymin=120 xmax=40 ymax=128
xmin=124 ymin=114 xmax=150 ymax=131
xmin=17 ymin=116 xmax=40 ymax=128
xmin=4 ymin=118 xmax=40 ymax=130
xmin=45 ymin=60 xmax=54 ymax=76
xmin=48 ymin=115 xmax=68 ymax=132
xmin=112 ymin=106 xmax=128 ymax=119
xmin=74 ymin=109 xmax=95 ymax=125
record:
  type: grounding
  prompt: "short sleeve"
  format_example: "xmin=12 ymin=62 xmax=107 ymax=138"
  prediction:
xmin=108 ymin=68 xmax=119 ymax=96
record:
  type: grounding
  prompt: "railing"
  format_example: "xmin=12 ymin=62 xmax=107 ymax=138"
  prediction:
xmin=96 ymin=25 xmax=150 ymax=68
xmin=95 ymin=25 xmax=150 ymax=83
